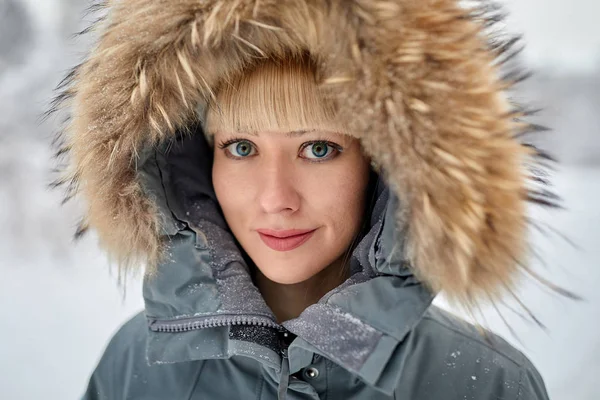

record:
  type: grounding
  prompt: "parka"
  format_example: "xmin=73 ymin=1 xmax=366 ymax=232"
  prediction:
xmin=50 ymin=0 xmax=555 ymax=399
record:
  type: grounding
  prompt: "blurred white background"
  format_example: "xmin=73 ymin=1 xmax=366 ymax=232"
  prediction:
xmin=0 ymin=1 xmax=598 ymax=399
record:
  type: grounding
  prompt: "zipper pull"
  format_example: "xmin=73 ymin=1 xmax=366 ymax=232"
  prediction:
xmin=278 ymin=347 xmax=290 ymax=400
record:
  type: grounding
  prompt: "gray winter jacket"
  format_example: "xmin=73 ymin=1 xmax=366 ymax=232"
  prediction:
xmin=80 ymin=134 xmax=548 ymax=400
xmin=50 ymin=1 xmax=555 ymax=399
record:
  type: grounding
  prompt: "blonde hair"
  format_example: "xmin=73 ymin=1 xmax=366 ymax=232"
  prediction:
xmin=204 ymin=55 xmax=346 ymax=137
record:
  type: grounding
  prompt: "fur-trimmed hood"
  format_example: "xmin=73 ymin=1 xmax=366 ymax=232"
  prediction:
xmin=51 ymin=0 xmax=553 ymax=309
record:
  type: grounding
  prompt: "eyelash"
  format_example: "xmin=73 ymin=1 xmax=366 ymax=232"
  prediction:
xmin=216 ymin=137 xmax=344 ymax=163
xmin=217 ymin=137 xmax=252 ymax=152
xmin=217 ymin=137 xmax=255 ymax=159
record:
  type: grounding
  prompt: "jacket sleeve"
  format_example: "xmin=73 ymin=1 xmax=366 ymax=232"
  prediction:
xmin=80 ymin=343 xmax=124 ymax=400
xmin=81 ymin=365 xmax=113 ymax=400
xmin=392 ymin=312 xmax=552 ymax=400
xmin=517 ymin=364 xmax=550 ymax=400
xmin=80 ymin=312 xmax=147 ymax=400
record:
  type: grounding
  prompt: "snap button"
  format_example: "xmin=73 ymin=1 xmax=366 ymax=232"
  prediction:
xmin=303 ymin=367 xmax=319 ymax=379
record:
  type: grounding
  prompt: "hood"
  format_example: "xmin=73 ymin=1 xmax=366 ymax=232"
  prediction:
xmin=50 ymin=0 xmax=554 ymax=309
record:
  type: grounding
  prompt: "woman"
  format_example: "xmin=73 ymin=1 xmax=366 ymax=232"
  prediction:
xmin=53 ymin=0 xmax=552 ymax=399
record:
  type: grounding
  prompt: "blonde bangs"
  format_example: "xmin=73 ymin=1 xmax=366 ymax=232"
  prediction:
xmin=204 ymin=57 xmax=345 ymax=136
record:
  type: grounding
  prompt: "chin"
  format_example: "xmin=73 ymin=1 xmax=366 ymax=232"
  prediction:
xmin=256 ymin=260 xmax=324 ymax=285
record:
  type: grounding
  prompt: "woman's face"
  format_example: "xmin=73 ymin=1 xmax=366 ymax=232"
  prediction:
xmin=212 ymin=129 xmax=371 ymax=285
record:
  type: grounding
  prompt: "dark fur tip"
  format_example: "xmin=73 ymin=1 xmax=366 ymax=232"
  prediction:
xmin=74 ymin=222 xmax=89 ymax=241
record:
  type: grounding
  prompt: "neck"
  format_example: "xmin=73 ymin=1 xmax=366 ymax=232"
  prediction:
xmin=255 ymin=256 xmax=350 ymax=323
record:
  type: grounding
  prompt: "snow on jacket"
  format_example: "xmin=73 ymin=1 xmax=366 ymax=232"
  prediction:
xmin=51 ymin=0 xmax=553 ymax=399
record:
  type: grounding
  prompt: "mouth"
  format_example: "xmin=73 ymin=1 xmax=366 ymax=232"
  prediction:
xmin=256 ymin=228 xmax=317 ymax=252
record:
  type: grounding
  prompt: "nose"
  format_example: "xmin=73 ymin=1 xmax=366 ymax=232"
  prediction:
xmin=258 ymin=158 xmax=301 ymax=215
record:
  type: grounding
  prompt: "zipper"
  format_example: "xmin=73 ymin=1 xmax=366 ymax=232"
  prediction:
xmin=149 ymin=313 xmax=281 ymax=332
xmin=150 ymin=313 xmax=294 ymax=398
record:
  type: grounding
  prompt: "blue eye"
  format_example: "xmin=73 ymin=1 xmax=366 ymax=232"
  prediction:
xmin=226 ymin=140 xmax=255 ymax=157
xmin=301 ymin=141 xmax=339 ymax=161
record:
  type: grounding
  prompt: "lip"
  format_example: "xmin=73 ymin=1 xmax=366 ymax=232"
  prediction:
xmin=256 ymin=228 xmax=317 ymax=252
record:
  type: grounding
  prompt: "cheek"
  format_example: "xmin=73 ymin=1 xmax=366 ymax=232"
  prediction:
xmin=312 ymin=157 xmax=370 ymax=239
xmin=212 ymin=158 xmax=253 ymax=228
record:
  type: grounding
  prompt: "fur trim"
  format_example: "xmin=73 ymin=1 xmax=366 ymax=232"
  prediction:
xmin=50 ymin=0 xmax=556 ymax=309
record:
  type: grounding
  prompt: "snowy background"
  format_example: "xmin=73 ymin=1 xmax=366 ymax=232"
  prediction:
xmin=0 ymin=0 xmax=598 ymax=399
